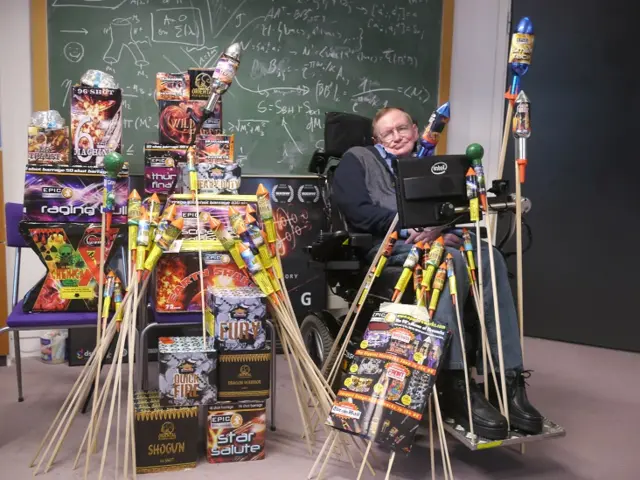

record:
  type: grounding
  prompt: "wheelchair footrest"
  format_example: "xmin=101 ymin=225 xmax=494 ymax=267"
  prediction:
xmin=441 ymin=417 xmax=566 ymax=450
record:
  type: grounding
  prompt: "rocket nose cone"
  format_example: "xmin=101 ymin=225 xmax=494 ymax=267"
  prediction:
xmin=516 ymin=16 xmax=534 ymax=34
xmin=225 ymin=42 xmax=242 ymax=59
xmin=437 ymin=101 xmax=451 ymax=118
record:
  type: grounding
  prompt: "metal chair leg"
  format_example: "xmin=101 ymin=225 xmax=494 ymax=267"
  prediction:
xmin=267 ymin=319 xmax=277 ymax=432
xmin=13 ymin=331 xmax=24 ymax=402
xmin=138 ymin=322 xmax=158 ymax=391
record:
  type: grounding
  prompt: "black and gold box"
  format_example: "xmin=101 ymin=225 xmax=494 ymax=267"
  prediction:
xmin=217 ymin=345 xmax=271 ymax=400
xmin=134 ymin=390 xmax=199 ymax=474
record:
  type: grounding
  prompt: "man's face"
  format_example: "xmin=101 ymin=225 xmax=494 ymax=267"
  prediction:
xmin=374 ymin=110 xmax=419 ymax=157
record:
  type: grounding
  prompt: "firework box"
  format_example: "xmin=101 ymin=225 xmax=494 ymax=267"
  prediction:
xmin=28 ymin=126 xmax=70 ymax=165
xmin=70 ymin=86 xmax=122 ymax=167
xmin=134 ymin=390 xmax=199 ymax=474
xmin=158 ymin=336 xmax=218 ymax=406
xmin=154 ymin=251 xmax=252 ymax=313
xmin=67 ymin=327 xmax=130 ymax=366
xmin=206 ymin=400 xmax=267 ymax=463
xmin=158 ymin=99 xmax=222 ymax=145
xmin=326 ymin=303 xmax=450 ymax=455
xmin=156 ymin=72 xmax=190 ymax=101
xmin=194 ymin=134 xmax=240 ymax=194
xmin=144 ymin=143 xmax=189 ymax=200
xmin=168 ymin=194 xmax=259 ymax=252
xmin=19 ymin=222 xmax=126 ymax=312
xmin=217 ymin=345 xmax=271 ymax=401
xmin=188 ymin=68 xmax=215 ymax=100
xmin=207 ymin=287 xmax=268 ymax=351
xmin=23 ymin=164 xmax=129 ymax=223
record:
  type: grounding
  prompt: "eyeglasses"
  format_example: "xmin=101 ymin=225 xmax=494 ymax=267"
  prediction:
xmin=377 ymin=124 xmax=413 ymax=142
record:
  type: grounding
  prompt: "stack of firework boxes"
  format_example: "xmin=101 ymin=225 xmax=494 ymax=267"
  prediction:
xmin=21 ymin=78 xmax=127 ymax=313
xmin=135 ymin=70 xmax=269 ymax=474
xmin=139 ymin=286 xmax=271 ymax=472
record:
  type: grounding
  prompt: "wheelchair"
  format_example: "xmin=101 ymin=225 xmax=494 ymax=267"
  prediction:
xmin=300 ymin=112 xmax=481 ymax=372
xmin=300 ymin=112 xmax=566 ymax=451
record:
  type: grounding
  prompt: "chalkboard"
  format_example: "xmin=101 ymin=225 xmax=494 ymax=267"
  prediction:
xmin=46 ymin=0 xmax=447 ymax=176
xmin=501 ymin=0 xmax=640 ymax=353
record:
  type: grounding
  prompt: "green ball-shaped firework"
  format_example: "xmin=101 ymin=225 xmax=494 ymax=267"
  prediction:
xmin=465 ymin=143 xmax=484 ymax=163
xmin=103 ymin=151 xmax=125 ymax=178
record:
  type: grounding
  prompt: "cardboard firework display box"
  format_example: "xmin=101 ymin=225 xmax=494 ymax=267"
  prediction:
xmin=207 ymin=400 xmax=267 ymax=463
xmin=67 ymin=327 xmax=130 ymax=366
xmin=194 ymin=134 xmax=240 ymax=194
xmin=23 ymin=164 xmax=129 ymax=223
xmin=326 ymin=304 xmax=451 ymax=455
xmin=158 ymin=99 xmax=222 ymax=145
xmin=19 ymin=222 xmax=126 ymax=312
xmin=156 ymin=72 xmax=190 ymax=101
xmin=154 ymin=252 xmax=252 ymax=313
xmin=168 ymin=194 xmax=259 ymax=252
xmin=188 ymin=68 xmax=215 ymax=100
xmin=158 ymin=336 xmax=217 ymax=406
xmin=217 ymin=345 xmax=272 ymax=401
xmin=207 ymin=286 xmax=268 ymax=351
xmin=134 ymin=390 xmax=199 ymax=474
xmin=28 ymin=125 xmax=70 ymax=165
xmin=144 ymin=143 xmax=189 ymax=200
xmin=70 ymin=86 xmax=122 ymax=167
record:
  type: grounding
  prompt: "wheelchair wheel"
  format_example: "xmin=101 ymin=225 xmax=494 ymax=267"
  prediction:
xmin=301 ymin=313 xmax=335 ymax=369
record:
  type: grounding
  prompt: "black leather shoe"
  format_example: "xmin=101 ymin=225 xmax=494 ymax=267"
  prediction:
xmin=488 ymin=369 xmax=544 ymax=434
xmin=439 ymin=371 xmax=508 ymax=440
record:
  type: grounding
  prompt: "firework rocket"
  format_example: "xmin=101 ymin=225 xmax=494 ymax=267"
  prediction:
xmin=392 ymin=241 xmax=424 ymax=302
xmin=245 ymin=213 xmax=273 ymax=268
xmin=208 ymin=216 xmax=246 ymax=272
xmin=101 ymin=271 xmax=116 ymax=321
xmin=466 ymin=167 xmax=480 ymax=222
xmin=145 ymin=193 xmax=162 ymax=250
xmin=256 ymin=184 xmax=277 ymax=245
xmin=422 ymin=236 xmax=445 ymax=289
xmin=154 ymin=204 xmax=177 ymax=243
xmin=414 ymin=264 xmax=424 ymax=306
xmin=374 ymin=231 xmax=398 ymax=277
xmin=513 ymin=90 xmax=531 ymax=183
xmin=466 ymin=143 xmax=488 ymax=211
xmin=144 ymin=217 xmax=184 ymax=272
xmin=135 ymin=207 xmax=150 ymax=274
xmin=428 ymin=261 xmax=448 ymax=317
xmin=461 ymin=228 xmax=477 ymax=283
xmin=113 ymin=278 xmax=123 ymax=329
xmin=417 ymin=102 xmax=451 ymax=157
xmin=508 ymin=17 xmax=535 ymax=97
xmin=445 ymin=253 xmax=457 ymax=304
xmin=237 ymin=242 xmax=274 ymax=298
xmin=127 ymin=190 xmax=142 ymax=255
xmin=102 ymin=152 xmax=125 ymax=230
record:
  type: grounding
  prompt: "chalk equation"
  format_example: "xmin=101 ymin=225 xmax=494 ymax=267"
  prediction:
xmin=48 ymin=0 xmax=443 ymax=174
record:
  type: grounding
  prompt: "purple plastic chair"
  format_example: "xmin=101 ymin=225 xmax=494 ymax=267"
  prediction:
xmin=0 ymin=203 xmax=98 ymax=402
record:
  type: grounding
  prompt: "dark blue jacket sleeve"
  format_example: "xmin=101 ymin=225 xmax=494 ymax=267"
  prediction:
xmin=332 ymin=151 xmax=396 ymax=237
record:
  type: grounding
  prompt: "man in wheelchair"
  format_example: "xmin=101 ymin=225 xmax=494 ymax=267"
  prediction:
xmin=327 ymin=107 xmax=544 ymax=440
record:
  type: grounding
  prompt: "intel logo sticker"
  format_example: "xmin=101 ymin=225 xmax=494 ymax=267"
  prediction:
xmin=431 ymin=162 xmax=448 ymax=175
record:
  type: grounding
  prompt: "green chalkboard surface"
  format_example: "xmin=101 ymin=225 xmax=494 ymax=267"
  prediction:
xmin=47 ymin=0 xmax=444 ymax=175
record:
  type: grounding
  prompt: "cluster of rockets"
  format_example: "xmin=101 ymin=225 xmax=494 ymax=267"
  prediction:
xmin=416 ymin=15 xmax=533 ymax=168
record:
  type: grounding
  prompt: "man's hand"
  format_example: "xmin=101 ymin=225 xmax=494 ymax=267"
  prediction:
xmin=405 ymin=227 xmax=443 ymax=245
xmin=443 ymin=233 xmax=463 ymax=248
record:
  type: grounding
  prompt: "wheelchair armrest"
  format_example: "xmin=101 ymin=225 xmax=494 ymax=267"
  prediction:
xmin=348 ymin=233 xmax=372 ymax=250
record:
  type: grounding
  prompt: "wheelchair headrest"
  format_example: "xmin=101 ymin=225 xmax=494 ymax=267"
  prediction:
xmin=324 ymin=112 xmax=374 ymax=158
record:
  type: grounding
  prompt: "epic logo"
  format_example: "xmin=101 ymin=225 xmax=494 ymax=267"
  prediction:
xmin=430 ymin=162 xmax=448 ymax=175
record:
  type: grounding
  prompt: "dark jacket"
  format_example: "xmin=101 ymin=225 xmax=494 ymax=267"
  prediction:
xmin=332 ymin=146 xmax=398 ymax=241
